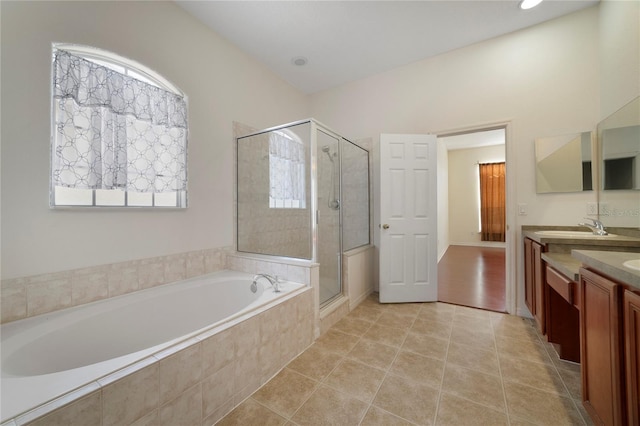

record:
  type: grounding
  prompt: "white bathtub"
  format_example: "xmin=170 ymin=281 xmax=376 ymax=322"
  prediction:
xmin=1 ymin=270 xmax=306 ymax=423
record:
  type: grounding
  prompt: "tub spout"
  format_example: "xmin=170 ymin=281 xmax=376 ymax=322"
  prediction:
xmin=251 ymin=274 xmax=281 ymax=293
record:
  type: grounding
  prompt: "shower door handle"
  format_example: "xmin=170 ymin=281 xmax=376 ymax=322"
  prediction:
xmin=382 ymin=224 xmax=389 ymax=230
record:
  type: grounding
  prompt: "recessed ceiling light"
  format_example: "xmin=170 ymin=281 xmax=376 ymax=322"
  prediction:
xmin=519 ymin=0 xmax=543 ymax=10
xmin=292 ymin=56 xmax=308 ymax=66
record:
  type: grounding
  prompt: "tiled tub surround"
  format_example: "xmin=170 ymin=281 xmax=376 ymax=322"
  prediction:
xmin=226 ymin=252 xmax=322 ymax=341
xmin=1 ymin=246 xmax=233 ymax=324
xmin=1 ymin=270 xmax=315 ymax=426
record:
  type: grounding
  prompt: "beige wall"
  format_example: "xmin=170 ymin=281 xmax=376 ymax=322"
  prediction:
xmin=448 ymin=145 xmax=505 ymax=246
xmin=308 ymin=4 xmax=639 ymax=313
xmin=1 ymin=1 xmax=309 ymax=279
xmin=599 ymin=0 xmax=640 ymax=119
xmin=310 ymin=6 xmax=601 ymax=234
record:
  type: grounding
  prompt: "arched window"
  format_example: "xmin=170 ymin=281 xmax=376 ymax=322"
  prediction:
xmin=51 ymin=44 xmax=188 ymax=207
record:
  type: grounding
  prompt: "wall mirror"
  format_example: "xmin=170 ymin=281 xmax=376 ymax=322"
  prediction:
xmin=598 ymin=96 xmax=640 ymax=228
xmin=535 ymin=131 xmax=593 ymax=193
xmin=599 ymin=97 xmax=640 ymax=191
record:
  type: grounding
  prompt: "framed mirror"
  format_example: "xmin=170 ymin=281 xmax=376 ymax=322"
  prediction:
xmin=535 ymin=131 xmax=593 ymax=193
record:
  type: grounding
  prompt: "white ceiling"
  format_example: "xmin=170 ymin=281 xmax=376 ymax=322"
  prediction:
xmin=176 ymin=0 xmax=599 ymax=94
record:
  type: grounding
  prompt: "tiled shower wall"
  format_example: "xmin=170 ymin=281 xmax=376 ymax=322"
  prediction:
xmin=0 ymin=246 xmax=233 ymax=324
xmin=236 ymin=128 xmax=311 ymax=260
xmin=342 ymin=138 xmax=372 ymax=251
xmin=317 ymin=146 xmax=340 ymax=289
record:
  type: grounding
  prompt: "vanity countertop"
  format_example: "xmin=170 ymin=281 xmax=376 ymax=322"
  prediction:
xmin=541 ymin=253 xmax=581 ymax=282
xmin=572 ymin=250 xmax=640 ymax=288
xmin=523 ymin=226 xmax=640 ymax=248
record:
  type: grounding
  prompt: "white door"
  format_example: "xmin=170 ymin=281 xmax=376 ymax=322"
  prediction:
xmin=379 ymin=134 xmax=437 ymax=303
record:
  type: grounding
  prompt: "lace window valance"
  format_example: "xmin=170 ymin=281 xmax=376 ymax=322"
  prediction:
xmin=269 ymin=131 xmax=306 ymax=208
xmin=52 ymin=49 xmax=187 ymax=193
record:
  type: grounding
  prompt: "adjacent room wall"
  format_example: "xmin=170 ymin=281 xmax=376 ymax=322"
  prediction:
xmin=448 ymin=144 xmax=505 ymax=246
xmin=308 ymin=2 xmax=638 ymax=314
xmin=0 ymin=1 xmax=309 ymax=279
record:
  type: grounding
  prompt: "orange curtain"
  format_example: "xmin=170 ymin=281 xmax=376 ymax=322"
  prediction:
xmin=479 ymin=162 xmax=506 ymax=242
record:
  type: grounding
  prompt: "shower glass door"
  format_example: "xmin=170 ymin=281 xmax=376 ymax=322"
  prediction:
xmin=237 ymin=122 xmax=312 ymax=259
xmin=317 ymin=129 xmax=341 ymax=305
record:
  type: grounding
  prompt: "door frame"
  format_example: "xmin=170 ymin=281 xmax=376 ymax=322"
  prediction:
xmin=434 ymin=120 xmax=515 ymax=314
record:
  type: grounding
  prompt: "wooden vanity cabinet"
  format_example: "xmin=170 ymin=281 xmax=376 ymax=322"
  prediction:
xmin=624 ymin=289 xmax=640 ymax=425
xmin=579 ymin=267 xmax=625 ymax=426
xmin=524 ymin=238 xmax=546 ymax=334
xmin=524 ymin=238 xmax=535 ymax=314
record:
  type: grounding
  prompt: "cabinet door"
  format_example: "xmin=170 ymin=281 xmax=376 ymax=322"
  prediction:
xmin=580 ymin=267 xmax=624 ymax=426
xmin=625 ymin=289 xmax=640 ymax=425
xmin=532 ymin=241 xmax=545 ymax=334
xmin=524 ymin=238 xmax=535 ymax=314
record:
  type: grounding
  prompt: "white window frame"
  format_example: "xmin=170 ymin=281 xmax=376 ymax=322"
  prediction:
xmin=50 ymin=43 xmax=188 ymax=208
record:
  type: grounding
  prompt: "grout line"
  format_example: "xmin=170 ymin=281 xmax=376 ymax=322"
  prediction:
xmin=491 ymin=310 xmax=513 ymax=426
xmin=431 ymin=304 xmax=455 ymax=425
xmin=356 ymin=303 xmax=413 ymax=425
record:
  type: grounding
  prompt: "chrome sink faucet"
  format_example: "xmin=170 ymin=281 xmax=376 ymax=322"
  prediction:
xmin=250 ymin=273 xmax=281 ymax=293
xmin=578 ymin=217 xmax=608 ymax=235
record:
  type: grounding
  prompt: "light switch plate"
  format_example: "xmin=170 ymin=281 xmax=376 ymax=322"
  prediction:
xmin=518 ymin=203 xmax=527 ymax=216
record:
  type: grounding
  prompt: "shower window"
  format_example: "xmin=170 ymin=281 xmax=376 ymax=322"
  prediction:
xmin=50 ymin=44 xmax=188 ymax=208
xmin=269 ymin=130 xmax=306 ymax=209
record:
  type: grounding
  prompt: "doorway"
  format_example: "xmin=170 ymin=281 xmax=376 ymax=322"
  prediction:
xmin=436 ymin=128 xmax=508 ymax=312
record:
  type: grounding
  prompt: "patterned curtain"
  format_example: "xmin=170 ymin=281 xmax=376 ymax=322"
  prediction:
xmin=479 ymin=162 xmax=506 ymax=242
xmin=269 ymin=131 xmax=306 ymax=208
xmin=52 ymin=49 xmax=187 ymax=193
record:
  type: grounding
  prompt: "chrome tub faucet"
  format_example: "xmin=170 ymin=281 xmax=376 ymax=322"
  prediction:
xmin=250 ymin=273 xmax=281 ymax=293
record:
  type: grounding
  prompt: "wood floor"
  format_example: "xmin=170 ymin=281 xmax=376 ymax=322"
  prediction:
xmin=438 ymin=245 xmax=506 ymax=312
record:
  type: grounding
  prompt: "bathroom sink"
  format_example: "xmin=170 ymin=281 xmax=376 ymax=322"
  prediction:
xmin=534 ymin=230 xmax=617 ymax=238
xmin=623 ymin=259 xmax=640 ymax=271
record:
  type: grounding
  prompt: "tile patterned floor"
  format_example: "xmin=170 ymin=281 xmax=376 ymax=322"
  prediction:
xmin=216 ymin=296 xmax=593 ymax=425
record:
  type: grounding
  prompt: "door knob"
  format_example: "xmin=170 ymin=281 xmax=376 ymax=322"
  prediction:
xmin=382 ymin=224 xmax=390 ymax=229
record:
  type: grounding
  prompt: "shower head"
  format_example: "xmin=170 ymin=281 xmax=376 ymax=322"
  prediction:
xmin=321 ymin=145 xmax=334 ymax=162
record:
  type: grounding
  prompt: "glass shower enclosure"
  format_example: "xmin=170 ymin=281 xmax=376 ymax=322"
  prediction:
xmin=236 ymin=119 xmax=369 ymax=306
